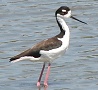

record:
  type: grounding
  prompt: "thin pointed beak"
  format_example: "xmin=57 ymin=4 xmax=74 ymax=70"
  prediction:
xmin=70 ymin=16 xmax=87 ymax=24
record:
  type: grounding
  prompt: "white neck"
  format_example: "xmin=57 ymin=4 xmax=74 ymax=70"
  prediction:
xmin=57 ymin=16 xmax=69 ymax=32
xmin=57 ymin=16 xmax=70 ymax=47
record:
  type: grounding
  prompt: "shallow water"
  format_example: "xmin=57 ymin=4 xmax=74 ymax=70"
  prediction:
xmin=0 ymin=0 xmax=98 ymax=90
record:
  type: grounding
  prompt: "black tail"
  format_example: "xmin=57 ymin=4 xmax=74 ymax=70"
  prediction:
xmin=9 ymin=57 xmax=18 ymax=62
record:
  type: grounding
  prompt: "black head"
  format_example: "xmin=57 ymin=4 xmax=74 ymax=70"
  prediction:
xmin=55 ymin=6 xmax=71 ymax=18
xmin=55 ymin=6 xmax=87 ymax=24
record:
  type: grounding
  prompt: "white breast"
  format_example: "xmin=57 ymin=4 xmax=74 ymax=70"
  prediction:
xmin=40 ymin=32 xmax=70 ymax=62
xmin=40 ymin=16 xmax=70 ymax=62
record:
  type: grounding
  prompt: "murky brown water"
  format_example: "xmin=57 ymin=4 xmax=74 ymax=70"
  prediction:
xmin=0 ymin=0 xmax=98 ymax=90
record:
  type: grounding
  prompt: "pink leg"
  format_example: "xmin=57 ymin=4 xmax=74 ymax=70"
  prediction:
xmin=44 ymin=63 xmax=51 ymax=87
xmin=37 ymin=62 xmax=45 ymax=87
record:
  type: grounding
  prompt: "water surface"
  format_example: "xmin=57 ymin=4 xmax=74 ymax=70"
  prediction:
xmin=0 ymin=0 xmax=98 ymax=90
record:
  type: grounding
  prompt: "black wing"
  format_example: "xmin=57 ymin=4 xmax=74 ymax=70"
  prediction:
xmin=10 ymin=36 xmax=62 ymax=62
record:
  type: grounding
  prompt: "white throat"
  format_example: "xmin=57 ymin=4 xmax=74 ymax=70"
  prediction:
xmin=57 ymin=16 xmax=69 ymax=32
xmin=57 ymin=16 xmax=70 ymax=48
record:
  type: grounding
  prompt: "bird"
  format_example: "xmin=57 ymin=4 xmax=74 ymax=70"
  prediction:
xmin=9 ymin=6 xmax=87 ymax=87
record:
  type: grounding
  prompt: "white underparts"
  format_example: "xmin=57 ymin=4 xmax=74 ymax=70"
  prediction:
xmin=11 ymin=15 xmax=70 ymax=63
xmin=40 ymin=16 xmax=70 ymax=62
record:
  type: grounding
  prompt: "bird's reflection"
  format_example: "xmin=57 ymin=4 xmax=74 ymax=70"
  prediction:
xmin=38 ymin=86 xmax=48 ymax=90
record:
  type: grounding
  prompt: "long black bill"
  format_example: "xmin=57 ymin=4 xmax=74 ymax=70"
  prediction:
xmin=71 ymin=16 xmax=87 ymax=24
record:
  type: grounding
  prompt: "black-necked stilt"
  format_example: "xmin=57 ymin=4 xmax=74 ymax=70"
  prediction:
xmin=10 ymin=6 xmax=87 ymax=87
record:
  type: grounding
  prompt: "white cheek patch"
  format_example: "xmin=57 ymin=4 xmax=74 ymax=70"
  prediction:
xmin=62 ymin=9 xmax=66 ymax=12
xmin=64 ymin=10 xmax=71 ymax=18
xmin=57 ymin=10 xmax=71 ymax=18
